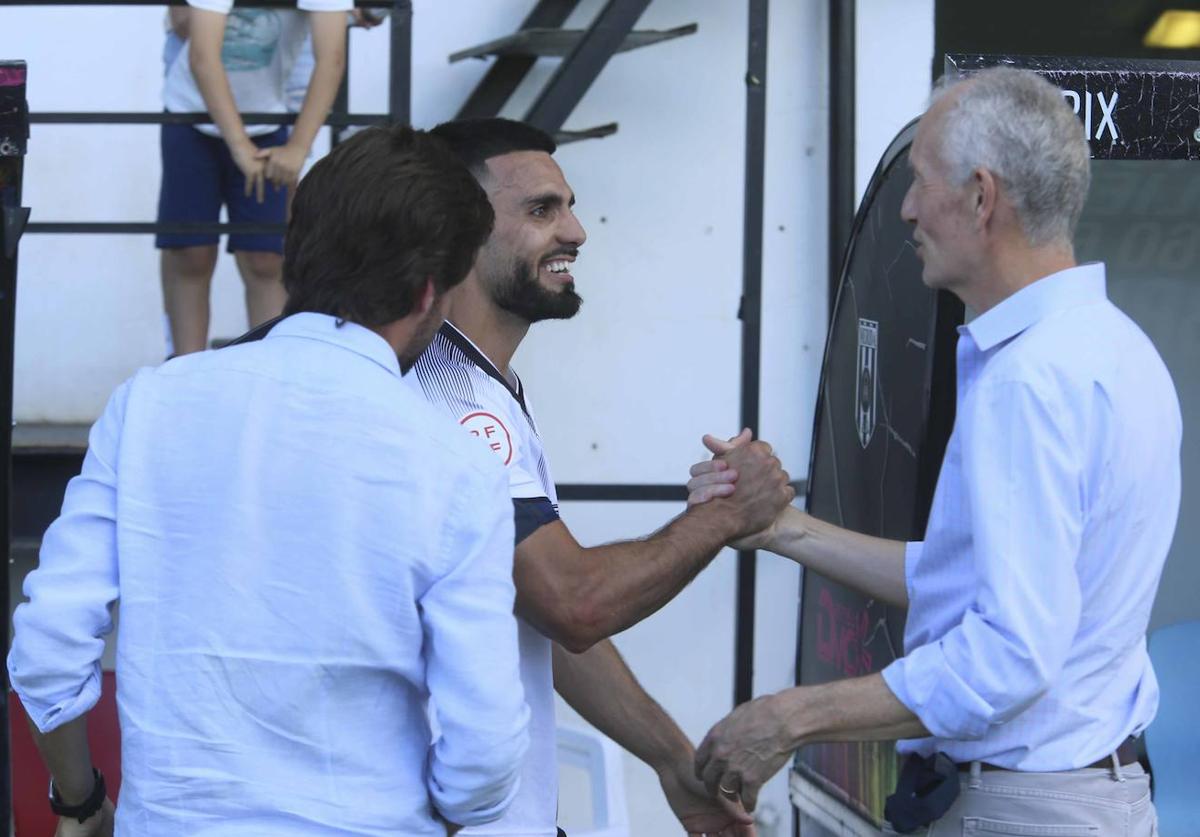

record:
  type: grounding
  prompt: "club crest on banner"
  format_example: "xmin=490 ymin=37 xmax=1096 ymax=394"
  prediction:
xmin=856 ymin=319 xmax=878 ymax=449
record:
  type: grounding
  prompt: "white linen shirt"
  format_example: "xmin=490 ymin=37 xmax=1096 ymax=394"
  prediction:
xmin=8 ymin=313 xmax=530 ymax=835
xmin=881 ymin=263 xmax=1182 ymax=770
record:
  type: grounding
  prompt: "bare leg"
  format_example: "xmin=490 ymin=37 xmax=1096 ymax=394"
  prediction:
xmin=161 ymin=245 xmax=218 ymax=356
xmin=235 ymin=250 xmax=286 ymax=328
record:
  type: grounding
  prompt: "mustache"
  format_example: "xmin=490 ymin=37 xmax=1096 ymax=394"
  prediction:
xmin=541 ymin=248 xmax=579 ymax=261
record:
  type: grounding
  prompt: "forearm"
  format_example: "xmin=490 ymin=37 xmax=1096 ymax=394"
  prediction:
xmin=28 ymin=714 xmax=95 ymax=803
xmin=189 ymin=48 xmax=252 ymax=153
xmin=288 ymin=14 xmax=346 ymax=153
xmin=765 ymin=507 xmax=908 ymax=606
xmin=553 ymin=640 xmax=691 ymax=772
xmin=540 ymin=505 xmax=733 ymax=648
xmin=780 ymin=673 xmax=928 ymax=748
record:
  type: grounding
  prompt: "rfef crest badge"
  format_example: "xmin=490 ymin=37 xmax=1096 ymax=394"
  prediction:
xmin=856 ymin=319 xmax=878 ymax=449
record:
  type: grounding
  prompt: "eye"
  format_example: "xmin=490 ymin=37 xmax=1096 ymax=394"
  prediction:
xmin=530 ymin=205 xmax=547 ymax=218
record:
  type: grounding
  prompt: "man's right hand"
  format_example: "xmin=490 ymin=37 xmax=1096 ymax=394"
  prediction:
xmin=694 ymin=431 xmax=793 ymax=541
xmin=230 ymin=141 xmax=267 ymax=203
xmin=688 ymin=431 xmax=792 ymax=550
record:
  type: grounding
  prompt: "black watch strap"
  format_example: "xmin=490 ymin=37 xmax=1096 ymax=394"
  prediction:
xmin=49 ymin=767 xmax=106 ymax=823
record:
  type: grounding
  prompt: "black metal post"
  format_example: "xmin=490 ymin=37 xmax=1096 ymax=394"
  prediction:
xmin=0 ymin=58 xmax=30 ymax=837
xmin=524 ymin=0 xmax=652 ymax=133
xmin=829 ymin=0 xmax=855 ymax=320
xmin=389 ymin=0 xmax=412 ymax=125
xmin=734 ymin=0 xmax=768 ymax=709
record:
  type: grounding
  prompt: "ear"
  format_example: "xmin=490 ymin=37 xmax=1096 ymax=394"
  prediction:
xmin=971 ymin=167 xmax=999 ymax=232
xmin=414 ymin=277 xmax=437 ymax=317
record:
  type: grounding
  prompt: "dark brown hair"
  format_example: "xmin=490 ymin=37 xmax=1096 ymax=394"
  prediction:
xmin=283 ymin=125 xmax=494 ymax=326
xmin=430 ymin=118 xmax=557 ymax=179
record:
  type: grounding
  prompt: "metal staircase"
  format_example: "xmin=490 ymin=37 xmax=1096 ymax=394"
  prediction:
xmin=452 ymin=0 xmax=696 ymax=143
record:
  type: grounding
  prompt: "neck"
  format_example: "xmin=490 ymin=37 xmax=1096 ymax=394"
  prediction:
xmin=965 ymin=239 xmax=1077 ymax=314
xmin=445 ymin=274 xmax=529 ymax=375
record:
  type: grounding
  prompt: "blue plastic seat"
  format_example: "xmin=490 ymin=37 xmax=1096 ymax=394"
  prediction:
xmin=1145 ymin=620 xmax=1200 ymax=833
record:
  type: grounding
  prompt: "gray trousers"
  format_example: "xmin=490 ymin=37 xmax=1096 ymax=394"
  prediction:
xmin=883 ymin=760 xmax=1157 ymax=836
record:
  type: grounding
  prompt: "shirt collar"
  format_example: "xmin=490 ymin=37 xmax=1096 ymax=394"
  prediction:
xmin=264 ymin=312 xmax=402 ymax=379
xmin=962 ymin=262 xmax=1108 ymax=352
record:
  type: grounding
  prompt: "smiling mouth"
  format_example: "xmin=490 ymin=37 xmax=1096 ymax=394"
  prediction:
xmin=540 ymin=257 xmax=576 ymax=282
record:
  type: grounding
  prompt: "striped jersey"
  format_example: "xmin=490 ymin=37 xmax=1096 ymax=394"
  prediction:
xmin=414 ymin=321 xmax=560 ymax=837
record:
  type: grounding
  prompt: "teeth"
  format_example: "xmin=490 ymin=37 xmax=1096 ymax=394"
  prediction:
xmin=545 ymin=261 xmax=570 ymax=274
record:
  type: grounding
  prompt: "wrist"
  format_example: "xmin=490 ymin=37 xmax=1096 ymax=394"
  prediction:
xmin=645 ymin=730 xmax=695 ymax=777
xmin=50 ymin=767 xmax=105 ymax=822
xmin=775 ymin=687 xmax=816 ymax=750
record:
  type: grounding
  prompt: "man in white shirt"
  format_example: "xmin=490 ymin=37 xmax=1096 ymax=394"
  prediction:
xmin=419 ymin=119 xmax=797 ymax=837
xmin=688 ymin=68 xmax=1179 ymax=834
xmin=9 ymin=126 xmax=529 ymax=837
xmin=158 ymin=0 xmax=349 ymax=355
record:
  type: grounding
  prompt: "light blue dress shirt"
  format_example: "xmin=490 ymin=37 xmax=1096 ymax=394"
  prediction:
xmin=881 ymin=263 xmax=1182 ymax=770
xmin=8 ymin=313 xmax=530 ymax=835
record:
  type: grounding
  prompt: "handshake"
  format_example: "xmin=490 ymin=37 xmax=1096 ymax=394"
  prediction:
xmin=684 ymin=428 xmax=796 ymax=553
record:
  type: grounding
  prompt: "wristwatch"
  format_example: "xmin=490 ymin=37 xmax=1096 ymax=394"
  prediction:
xmin=49 ymin=768 xmax=106 ymax=823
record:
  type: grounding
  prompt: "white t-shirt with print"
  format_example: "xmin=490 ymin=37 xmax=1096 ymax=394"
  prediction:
xmin=163 ymin=0 xmax=350 ymax=138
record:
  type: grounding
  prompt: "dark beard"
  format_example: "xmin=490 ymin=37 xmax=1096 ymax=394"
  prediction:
xmin=491 ymin=261 xmax=582 ymax=323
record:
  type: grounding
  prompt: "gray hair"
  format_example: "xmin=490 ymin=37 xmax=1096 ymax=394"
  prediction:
xmin=930 ymin=67 xmax=1091 ymax=247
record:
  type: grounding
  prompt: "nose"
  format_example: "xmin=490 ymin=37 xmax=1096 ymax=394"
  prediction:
xmin=900 ymin=181 xmax=917 ymax=226
xmin=561 ymin=208 xmax=587 ymax=249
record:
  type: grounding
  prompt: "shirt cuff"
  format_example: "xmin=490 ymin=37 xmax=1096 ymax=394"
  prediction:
xmin=882 ymin=642 xmax=994 ymax=741
xmin=7 ymin=660 xmax=103 ymax=734
xmin=903 ymin=541 xmax=922 ymax=603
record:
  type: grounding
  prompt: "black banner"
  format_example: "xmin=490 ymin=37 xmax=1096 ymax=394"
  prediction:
xmin=947 ymin=54 xmax=1200 ymax=160
xmin=0 ymin=61 xmax=29 ymax=159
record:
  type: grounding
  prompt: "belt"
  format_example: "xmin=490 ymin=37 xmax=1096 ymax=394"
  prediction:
xmin=959 ymin=737 xmax=1139 ymax=772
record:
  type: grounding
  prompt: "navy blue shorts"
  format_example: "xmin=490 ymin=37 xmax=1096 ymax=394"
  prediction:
xmin=156 ymin=122 xmax=289 ymax=254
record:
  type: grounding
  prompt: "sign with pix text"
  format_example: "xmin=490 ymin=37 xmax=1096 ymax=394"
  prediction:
xmin=946 ymin=54 xmax=1200 ymax=160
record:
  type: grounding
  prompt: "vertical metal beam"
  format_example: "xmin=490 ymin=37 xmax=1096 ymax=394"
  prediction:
xmin=735 ymin=0 xmax=768 ymax=709
xmin=389 ymin=0 xmax=413 ymax=124
xmin=828 ymin=0 xmax=855 ymax=320
xmin=523 ymin=0 xmax=651 ymax=133
xmin=0 ymin=59 xmax=30 ymax=837
xmin=456 ymin=0 xmax=583 ymax=120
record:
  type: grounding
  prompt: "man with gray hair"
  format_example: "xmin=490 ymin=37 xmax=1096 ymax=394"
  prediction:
xmin=686 ymin=66 xmax=1179 ymax=834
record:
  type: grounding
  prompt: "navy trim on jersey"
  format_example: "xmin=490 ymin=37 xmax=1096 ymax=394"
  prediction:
xmin=513 ymin=497 xmax=559 ymax=544
xmin=440 ymin=322 xmax=531 ymax=419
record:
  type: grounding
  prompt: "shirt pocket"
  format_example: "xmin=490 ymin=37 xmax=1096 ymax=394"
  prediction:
xmin=962 ymin=818 xmax=1099 ymax=836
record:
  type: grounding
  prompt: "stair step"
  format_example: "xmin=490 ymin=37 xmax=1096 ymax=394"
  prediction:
xmin=450 ymin=24 xmax=696 ymax=62
xmin=554 ymin=123 xmax=618 ymax=144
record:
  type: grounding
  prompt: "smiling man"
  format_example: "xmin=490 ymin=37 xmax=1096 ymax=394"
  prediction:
xmin=416 ymin=118 xmax=796 ymax=837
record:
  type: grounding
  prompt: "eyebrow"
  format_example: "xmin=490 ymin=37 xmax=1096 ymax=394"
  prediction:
xmin=525 ymin=191 xmax=576 ymax=209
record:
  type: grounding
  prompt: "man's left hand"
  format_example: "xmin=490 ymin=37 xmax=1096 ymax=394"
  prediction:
xmin=695 ymin=693 xmax=796 ymax=813
xmin=659 ymin=760 xmax=756 ymax=837
xmin=55 ymin=797 xmax=115 ymax=837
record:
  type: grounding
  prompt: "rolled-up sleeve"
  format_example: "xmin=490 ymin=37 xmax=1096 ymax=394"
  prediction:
xmin=7 ymin=381 xmax=129 ymax=733
xmin=882 ymin=378 xmax=1085 ymax=740
xmin=420 ymin=462 xmax=529 ymax=826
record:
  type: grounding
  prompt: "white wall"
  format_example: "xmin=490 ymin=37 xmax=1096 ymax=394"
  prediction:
xmin=0 ymin=0 xmax=936 ymax=834
xmin=856 ymin=0 xmax=934 ymax=203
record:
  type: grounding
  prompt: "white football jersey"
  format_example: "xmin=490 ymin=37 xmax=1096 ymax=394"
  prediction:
xmin=414 ymin=321 xmax=560 ymax=837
